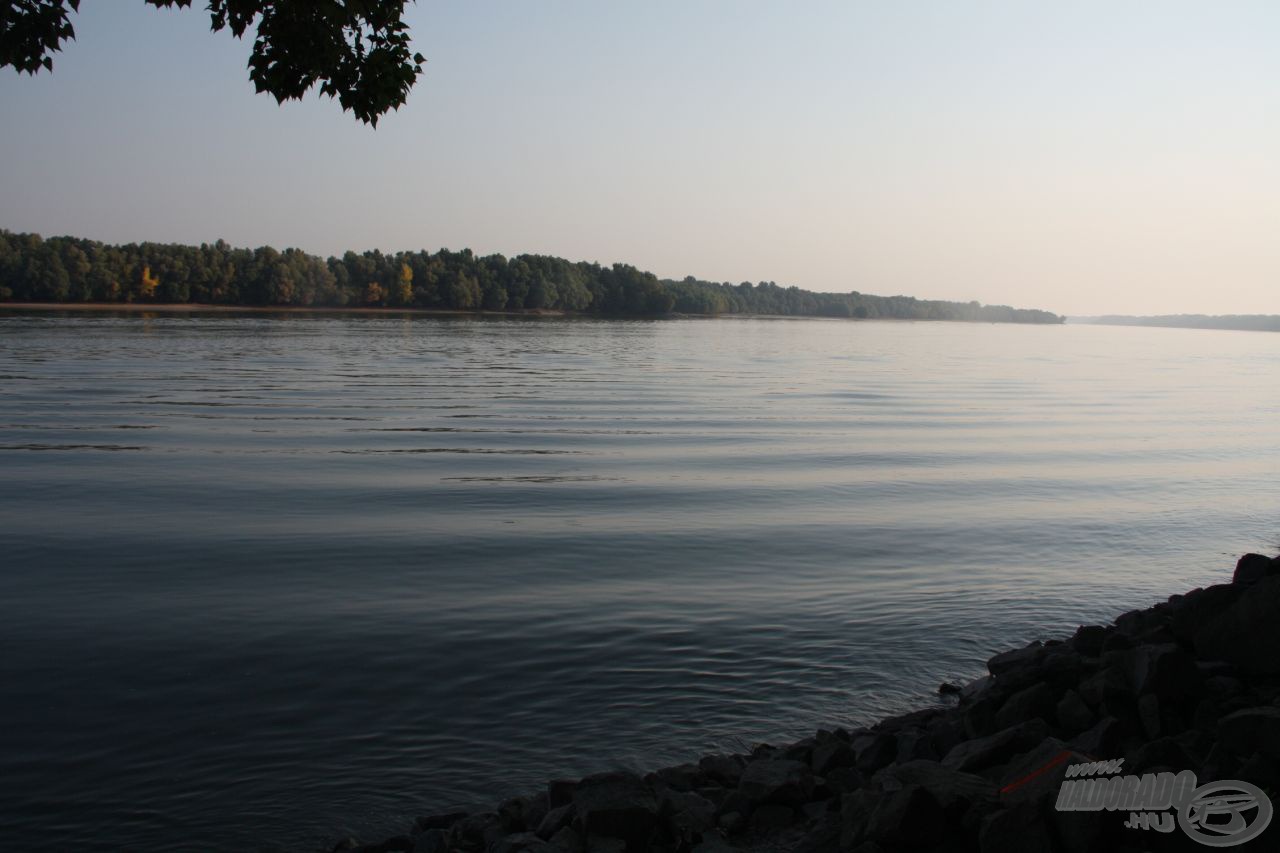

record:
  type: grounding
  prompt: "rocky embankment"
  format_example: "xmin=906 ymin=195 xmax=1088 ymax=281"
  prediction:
xmin=333 ymin=553 xmax=1280 ymax=853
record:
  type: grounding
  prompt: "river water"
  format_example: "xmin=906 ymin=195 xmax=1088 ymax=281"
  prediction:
xmin=1 ymin=312 xmax=1276 ymax=851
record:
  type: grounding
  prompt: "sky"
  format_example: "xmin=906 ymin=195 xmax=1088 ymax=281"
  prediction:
xmin=1 ymin=1 xmax=1277 ymax=316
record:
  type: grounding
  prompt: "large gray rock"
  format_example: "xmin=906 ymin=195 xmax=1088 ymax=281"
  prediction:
xmin=810 ymin=739 xmax=857 ymax=775
xmin=994 ymin=682 xmax=1058 ymax=730
xmin=1233 ymin=553 xmax=1278 ymax=585
xmin=878 ymin=760 xmax=999 ymax=818
xmin=1054 ymin=689 xmax=1094 ymax=734
xmin=979 ymin=803 xmax=1053 ymax=853
xmin=697 ymin=754 xmax=745 ymax=787
xmin=737 ymin=758 xmax=815 ymax=806
xmin=863 ymin=785 xmax=945 ymax=848
xmin=942 ymin=719 xmax=1050 ymax=773
xmin=987 ymin=642 xmax=1044 ymax=678
xmin=1219 ymin=706 xmax=1280 ymax=760
xmin=570 ymin=772 xmax=659 ymax=852
xmin=1193 ymin=575 xmax=1280 ymax=673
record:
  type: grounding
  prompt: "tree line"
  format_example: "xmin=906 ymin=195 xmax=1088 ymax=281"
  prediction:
xmin=0 ymin=231 xmax=1063 ymax=324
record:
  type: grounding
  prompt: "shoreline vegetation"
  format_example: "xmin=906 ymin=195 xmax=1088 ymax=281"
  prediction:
xmin=1072 ymin=315 xmax=1280 ymax=333
xmin=338 ymin=552 xmax=1280 ymax=853
xmin=0 ymin=231 xmax=1062 ymax=325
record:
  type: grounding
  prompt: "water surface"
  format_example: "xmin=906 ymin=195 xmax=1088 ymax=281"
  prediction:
xmin=1 ymin=313 xmax=1277 ymax=851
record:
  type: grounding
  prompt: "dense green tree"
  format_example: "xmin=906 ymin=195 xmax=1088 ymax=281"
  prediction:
xmin=0 ymin=229 xmax=1066 ymax=324
xmin=0 ymin=1 xmax=425 ymax=125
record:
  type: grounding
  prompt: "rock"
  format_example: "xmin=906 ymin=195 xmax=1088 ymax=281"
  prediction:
xmin=447 ymin=812 xmax=502 ymax=853
xmin=1126 ymin=736 xmax=1196 ymax=773
xmin=852 ymin=732 xmax=897 ymax=773
xmin=1114 ymin=643 xmax=1202 ymax=701
xmin=1137 ymin=693 xmax=1162 ymax=739
xmin=1193 ymin=575 xmax=1280 ymax=673
xmin=490 ymin=832 xmax=554 ymax=853
xmin=994 ymin=682 xmax=1058 ymax=730
xmin=811 ymin=739 xmax=857 ymax=775
xmin=1070 ymin=625 xmax=1109 ymax=657
xmin=979 ymin=803 xmax=1053 ymax=853
xmin=994 ymin=738 xmax=1082 ymax=806
xmin=839 ymin=788 xmax=879 ymax=849
xmin=548 ymin=826 xmax=582 ymax=853
xmin=331 ymin=839 xmax=361 ymax=852
xmin=534 ymin=804 xmax=574 ymax=840
xmin=360 ymin=836 xmax=414 ymax=853
xmin=1076 ymin=664 xmax=1129 ymax=710
xmin=942 ymin=719 xmax=1050 ymax=773
xmin=547 ymin=780 xmax=576 ymax=809
xmin=1219 ymin=706 xmax=1280 ymax=759
xmin=737 ymin=759 xmax=815 ymax=806
xmin=1233 ymin=553 xmax=1277 ymax=585
xmin=878 ymin=760 xmax=999 ymax=818
xmin=863 ymin=785 xmax=945 ymax=848
xmin=1170 ymin=584 xmax=1242 ymax=643
xmin=960 ymin=675 xmax=994 ymax=703
xmin=716 ymin=810 xmax=745 ymax=834
xmin=939 ymin=681 xmax=963 ymax=696
xmin=1068 ymin=716 xmax=1122 ymax=759
xmin=410 ymin=830 xmax=446 ymax=853
xmin=823 ymin=766 xmax=865 ymax=792
xmin=987 ymin=642 xmax=1044 ymax=677
xmin=749 ymin=803 xmax=794 ymax=831
xmin=1055 ymin=689 xmax=1094 ymax=734
xmin=895 ymin=727 xmax=938 ymax=763
xmin=413 ymin=812 xmax=468 ymax=833
xmin=498 ymin=795 xmax=545 ymax=833
xmin=661 ymin=789 xmax=717 ymax=837
xmin=697 ymin=754 xmax=745 ymax=787
xmin=570 ymin=772 xmax=659 ymax=852
xmin=647 ymin=763 xmax=703 ymax=792
xmin=1237 ymin=752 xmax=1280 ymax=791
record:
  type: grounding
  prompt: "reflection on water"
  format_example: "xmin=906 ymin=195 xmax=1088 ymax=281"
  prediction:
xmin=0 ymin=313 xmax=1277 ymax=852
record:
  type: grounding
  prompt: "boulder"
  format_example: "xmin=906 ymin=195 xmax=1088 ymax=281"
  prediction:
xmin=979 ymin=803 xmax=1053 ymax=853
xmin=490 ymin=832 xmax=555 ymax=853
xmin=878 ymin=760 xmax=999 ymax=819
xmin=570 ymin=772 xmax=659 ymax=852
xmin=412 ymin=812 xmax=468 ymax=833
xmin=852 ymin=732 xmax=898 ymax=773
xmin=534 ymin=804 xmax=574 ymax=840
xmin=1170 ymin=584 xmax=1242 ymax=643
xmin=697 ymin=754 xmax=745 ymax=787
xmin=1219 ymin=706 xmax=1280 ymax=760
xmin=987 ymin=642 xmax=1044 ymax=678
xmin=1070 ymin=625 xmax=1110 ymax=657
xmin=942 ymin=719 xmax=1050 ymax=773
xmin=1193 ymin=575 xmax=1280 ymax=673
xmin=810 ymin=739 xmax=857 ymax=776
xmin=737 ymin=759 xmax=815 ymax=806
xmin=1233 ymin=553 xmax=1277 ymax=585
xmin=749 ymin=803 xmax=794 ymax=832
xmin=994 ymin=682 xmax=1058 ymax=730
xmin=1055 ymin=690 xmax=1094 ymax=734
xmin=410 ymin=830 xmax=445 ymax=853
xmin=660 ymin=789 xmax=717 ymax=837
xmin=863 ymin=785 xmax=945 ymax=848
xmin=1068 ymin=716 xmax=1122 ymax=759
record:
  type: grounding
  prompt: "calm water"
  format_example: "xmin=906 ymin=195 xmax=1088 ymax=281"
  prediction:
xmin=1 ymin=313 xmax=1277 ymax=852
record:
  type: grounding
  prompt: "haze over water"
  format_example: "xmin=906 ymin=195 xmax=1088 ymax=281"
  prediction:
xmin=1 ymin=312 xmax=1277 ymax=852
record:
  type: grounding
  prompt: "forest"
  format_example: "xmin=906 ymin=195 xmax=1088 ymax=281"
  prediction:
xmin=0 ymin=231 xmax=1064 ymax=324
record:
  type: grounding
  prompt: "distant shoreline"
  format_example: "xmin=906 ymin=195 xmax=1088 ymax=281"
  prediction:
xmin=0 ymin=302 xmax=568 ymax=318
xmin=1 ymin=302 xmax=1053 ymax=325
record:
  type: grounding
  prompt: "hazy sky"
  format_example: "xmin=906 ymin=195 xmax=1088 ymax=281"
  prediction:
xmin=1 ymin=1 xmax=1277 ymax=316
